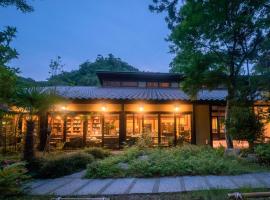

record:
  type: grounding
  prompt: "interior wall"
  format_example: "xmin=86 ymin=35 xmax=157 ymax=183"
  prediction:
xmin=194 ymin=104 xmax=210 ymax=145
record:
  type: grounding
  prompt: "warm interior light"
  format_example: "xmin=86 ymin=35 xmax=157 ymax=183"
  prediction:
xmin=61 ymin=106 xmax=67 ymax=111
xmin=139 ymin=105 xmax=144 ymax=112
xmin=174 ymin=106 xmax=180 ymax=112
xmin=101 ymin=105 xmax=107 ymax=112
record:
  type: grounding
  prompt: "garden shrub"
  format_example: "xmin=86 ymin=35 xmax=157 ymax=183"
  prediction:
xmin=0 ymin=162 xmax=29 ymax=197
xmin=135 ymin=132 xmax=153 ymax=149
xmin=84 ymin=147 xmax=111 ymax=159
xmin=37 ymin=152 xmax=94 ymax=178
xmin=255 ymin=143 xmax=270 ymax=165
xmin=86 ymin=145 xmax=267 ymax=178
xmin=63 ymin=137 xmax=84 ymax=149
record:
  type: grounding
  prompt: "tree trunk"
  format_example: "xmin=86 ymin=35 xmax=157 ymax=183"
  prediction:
xmin=23 ymin=120 xmax=35 ymax=162
xmin=38 ymin=112 xmax=48 ymax=151
xmin=224 ymin=99 xmax=234 ymax=149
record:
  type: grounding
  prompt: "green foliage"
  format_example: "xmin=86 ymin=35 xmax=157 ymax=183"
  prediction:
xmin=0 ymin=162 xmax=29 ymax=197
xmin=150 ymin=0 xmax=270 ymax=147
xmin=0 ymin=26 xmax=19 ymax=106
xmin=0 ymin=0 xmax=33 ymax=12
xmin=84 ymin=147 xmax=111 ymax=159
xmin=0 ymin=26 xmax=18 ymax=66
xmin=255 ymin=143 xmax=270 ymax=165
xmin=135 ymin=132 xmax=153 ymax=149
xmin=63 ymin=137 xmax=84 ymax=149
xmin=47 ymin=54 xmax=139 ymax=86
xmin=15 ymin=87 xmax=61 ymax=115
xmin=226 ymin=106 xmax=265 ymax=148
xmin=86 ymin=145 xmax=265 ymax=178
xmin=36 ymin=152 xmax=94 ymax=178
xmin=0 ymin=66 xmax=17 ymax=105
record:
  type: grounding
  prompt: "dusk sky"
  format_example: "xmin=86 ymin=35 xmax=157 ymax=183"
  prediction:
xmin=0 ymin=0 xmax=172 ymax=81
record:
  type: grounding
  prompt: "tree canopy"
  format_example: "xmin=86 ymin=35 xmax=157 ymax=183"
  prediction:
xmin=150 ymin=0 xmax=270 ymax=148
xmin=46 ymin=54 xmax=140 ymax=86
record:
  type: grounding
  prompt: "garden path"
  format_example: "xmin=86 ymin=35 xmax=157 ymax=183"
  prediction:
xmin=27 ymin=171 xmax=270 ymax=196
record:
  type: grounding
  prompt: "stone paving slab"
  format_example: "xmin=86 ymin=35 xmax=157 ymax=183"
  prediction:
xmin=75 ymin=179 xmax=113 ymax=195
xmin=158 ymin=177 xmax=183 ymax=193
xmin=204 ymin=175 xmax=238 ymax=189
xmin=129 ymin=178 xmax=156 ymax=194
xmin=52 ymin=179 xmax=91 ymax=196
xmin=230 ymin=174 xmax=265 ymax=188
xmin=25 ymin=179 xmax=49 ymax=190
xmin=102 ymin=178 xmax=134 ymax=195
xmin=30 ymin=178 xmax=71 ymax=195
xmin=183 ymin=176 xmax=210 ymax=191
xmin=28 ymin=172 xmax=270 ymax=196
xmin=252 ymin=173 xmax=270 ymax=187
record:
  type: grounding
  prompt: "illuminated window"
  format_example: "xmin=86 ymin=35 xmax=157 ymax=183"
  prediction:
xmin=144 ymin=114 xmax=159 ymax=145
xmin=121 ymin=81 xmax=138 ymax=87
xmin=176 ymin=114 xmax=191 ymax=143
xmin=160 ymin=114 xmax=175 ymax=146
xmin=147 ymin=82 xmax=158 ymax=88
xmin=159 ymin=82 xmax=170 ymax=88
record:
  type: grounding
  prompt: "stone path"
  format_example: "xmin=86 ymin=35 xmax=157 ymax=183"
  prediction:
xmin=27 ymin=171 xmax=270 ymax=196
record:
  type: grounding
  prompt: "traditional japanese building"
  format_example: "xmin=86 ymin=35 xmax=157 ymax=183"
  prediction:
xmin=1 ymin=71 xmax=269 ymax=150
xmin=45 ymin=71 xmax=270 ymax=148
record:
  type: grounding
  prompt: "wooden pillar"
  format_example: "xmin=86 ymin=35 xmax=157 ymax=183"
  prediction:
xmin=132 ymin=114 xmax=135 ymax=133
xmin=63 ymin=115 xmax=67 ymax=143
xmin=119 ymin=103 xmax=126 ymax=148
xmin=174 ymin=113 xmax=177 ymax=146
xmin=39 ymin=112 xmax=49 ymax=151
xmin=158 ymin=113 xmax=161 ymax=145
xmin=191 ymin=104 xmax=196 ymax=145
xmin=101 ymin=114 xmax=104 ymax=147
xmin=209 ymin=105 xmax=213 ymax=147
xmin=83 ymin=115 xmax=88 ymax=147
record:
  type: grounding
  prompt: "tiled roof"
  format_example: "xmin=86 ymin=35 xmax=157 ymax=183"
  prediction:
xmin=52 ymin=86 xmax=227 ymax=101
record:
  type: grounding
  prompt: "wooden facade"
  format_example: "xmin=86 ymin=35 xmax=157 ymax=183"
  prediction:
xmin=1 ymin=72 xmax=270 ymax=150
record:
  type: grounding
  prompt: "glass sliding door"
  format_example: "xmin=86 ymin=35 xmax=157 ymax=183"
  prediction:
xmin=103 ymin=113 xmax=120 ymax=148
xmin=176 ymin=113 xmax=191 ymax=144
xmin=160 ymin=114 xmax=175 ymax=146
xmin=87 ymin=114 xmax=102 ymax=147
xmin=143 ymin=114 xmax=159 ymax=146
xmin=126 ymin=114 xmax=143 ymax=145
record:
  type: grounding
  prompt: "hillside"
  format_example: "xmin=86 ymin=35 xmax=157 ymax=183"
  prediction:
xmin=18 ymin=54 xmax=140 ymax=86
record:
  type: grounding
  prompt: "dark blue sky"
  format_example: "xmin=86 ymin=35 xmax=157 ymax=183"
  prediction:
xmin=0 ymin=0 xmax=172 ymax=81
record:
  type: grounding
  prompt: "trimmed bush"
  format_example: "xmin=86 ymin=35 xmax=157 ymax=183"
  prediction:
xmin=63 ymin=137 xmax=84 ymax=149
xmin=84 ymin=147 xmax=111 ymax=159
xmin=255 ymin=143 xmax=270 ymax=165
xmin=86 ymin=145 xmax=268 ymax=178
xmin=0 ymin=162 xmax=29 ymax=197
xmin=37 ymin=152 xmax=94 ymax=178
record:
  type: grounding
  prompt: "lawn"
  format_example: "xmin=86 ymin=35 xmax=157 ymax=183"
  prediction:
xmin=86 ymin=145 xmax=269 ymax=178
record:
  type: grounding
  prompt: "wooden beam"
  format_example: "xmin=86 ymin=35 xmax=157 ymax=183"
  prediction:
xmin=158 ymin=113 xmax=161 ymax=145
xmin=82 ymin=115 xmax=88 ymax=147
xmin=63 ymin=115 xmax=67 ymax=143
xmin=209 ymin=105 xmax=213 ymax=147
xmin=191 ymin=104 xmax=196 ymax=145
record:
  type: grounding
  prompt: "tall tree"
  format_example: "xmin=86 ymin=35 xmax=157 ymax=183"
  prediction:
xmin=150 ymin=0 xmax=270 ymax=148
xmin=16 ymin=87 xmax=60 ymax=160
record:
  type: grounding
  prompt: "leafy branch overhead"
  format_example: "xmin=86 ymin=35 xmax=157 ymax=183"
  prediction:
xmin=0 ymin=0 xmax=33 ymax=12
